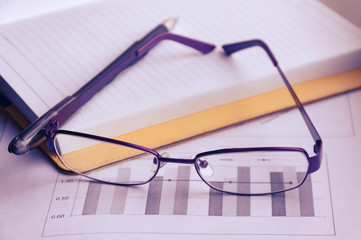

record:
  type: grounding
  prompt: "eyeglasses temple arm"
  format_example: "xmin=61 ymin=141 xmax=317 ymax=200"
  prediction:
xmin=222 ymin=40 xmax=322 ymax=172
xmin=9 ymin=33 xmax=215 ymax=155
xmin=136 ymin=33 xmax=215 ymax=56
xmin=52 ymin=33 xmax=215 ymax=127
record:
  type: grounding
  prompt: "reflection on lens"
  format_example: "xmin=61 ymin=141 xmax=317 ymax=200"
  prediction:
xmin=53 ymin=133 xmax=159 ymax=185
xmin=195 ymin=150 xmax=309 ymax=195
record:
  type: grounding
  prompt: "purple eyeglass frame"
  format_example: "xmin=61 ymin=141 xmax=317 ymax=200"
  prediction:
xmin=222 ymin=40 xmax=322 ymax=174
xmin=46 ymin=36 xmax=322 ymax=196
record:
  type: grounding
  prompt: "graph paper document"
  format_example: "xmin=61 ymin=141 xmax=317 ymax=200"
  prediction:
xmin=1 ymin=89 xmax=360 ymax=239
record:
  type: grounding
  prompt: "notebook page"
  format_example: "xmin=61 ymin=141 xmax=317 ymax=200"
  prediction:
xmin=0 ymin=0 xmax=163 ymax=119
xmin=0 ymin=0 xmax=99 ymax=24
xmin=65 ymin=0 xmax=361 ymax=137
xmin=0 ymin=0 xmax=360 ymax=138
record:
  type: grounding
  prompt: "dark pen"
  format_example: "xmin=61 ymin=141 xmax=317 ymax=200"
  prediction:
xmin=9 ymin=18 xmax=178 ymax=155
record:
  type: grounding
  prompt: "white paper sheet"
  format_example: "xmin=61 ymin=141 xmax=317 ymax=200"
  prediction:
xmin=1 ymin=89 xmax=360 ymax=239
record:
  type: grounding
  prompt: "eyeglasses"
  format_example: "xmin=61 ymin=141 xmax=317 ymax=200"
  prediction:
xmin=8 ymin=27 xmax=322 ymax=195
xmin=43 ymin=37 xmax=322 ymax=196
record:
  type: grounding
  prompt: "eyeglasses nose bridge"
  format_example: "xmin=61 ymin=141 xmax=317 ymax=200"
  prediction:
xmin=158 ymin=154 xmax=196 ymax=165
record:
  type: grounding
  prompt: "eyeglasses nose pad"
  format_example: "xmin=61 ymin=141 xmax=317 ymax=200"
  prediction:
xmin=159 ymin=152 xmax=169 ymax=169
xmin=151 ymin=152 xmax=170 ymax=173
xmin=151 ymin=158 xmax=158 ymax=173
xmin=196 ymin=157 xmax=214 ymax=177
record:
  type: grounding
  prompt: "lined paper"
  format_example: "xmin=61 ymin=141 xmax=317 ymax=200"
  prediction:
xmin=0 ymin=0 xmax=361 ymax=138
xmin=0 ymin=0 xmax=98 ymax=24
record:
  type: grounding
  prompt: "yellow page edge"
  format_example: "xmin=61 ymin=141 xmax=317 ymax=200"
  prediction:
xmin=39 ymin=67 xmax=361 ymax=171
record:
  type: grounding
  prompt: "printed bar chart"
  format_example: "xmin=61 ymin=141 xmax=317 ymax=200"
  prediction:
xmin=43 ymin=156 xmax=334 ymax=237
xmin=76 ymin=165 xmax=315 ymax=217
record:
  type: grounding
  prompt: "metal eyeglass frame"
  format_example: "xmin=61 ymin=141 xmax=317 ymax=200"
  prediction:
xmin=45 ymin=35 xmax=322 ymax=196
